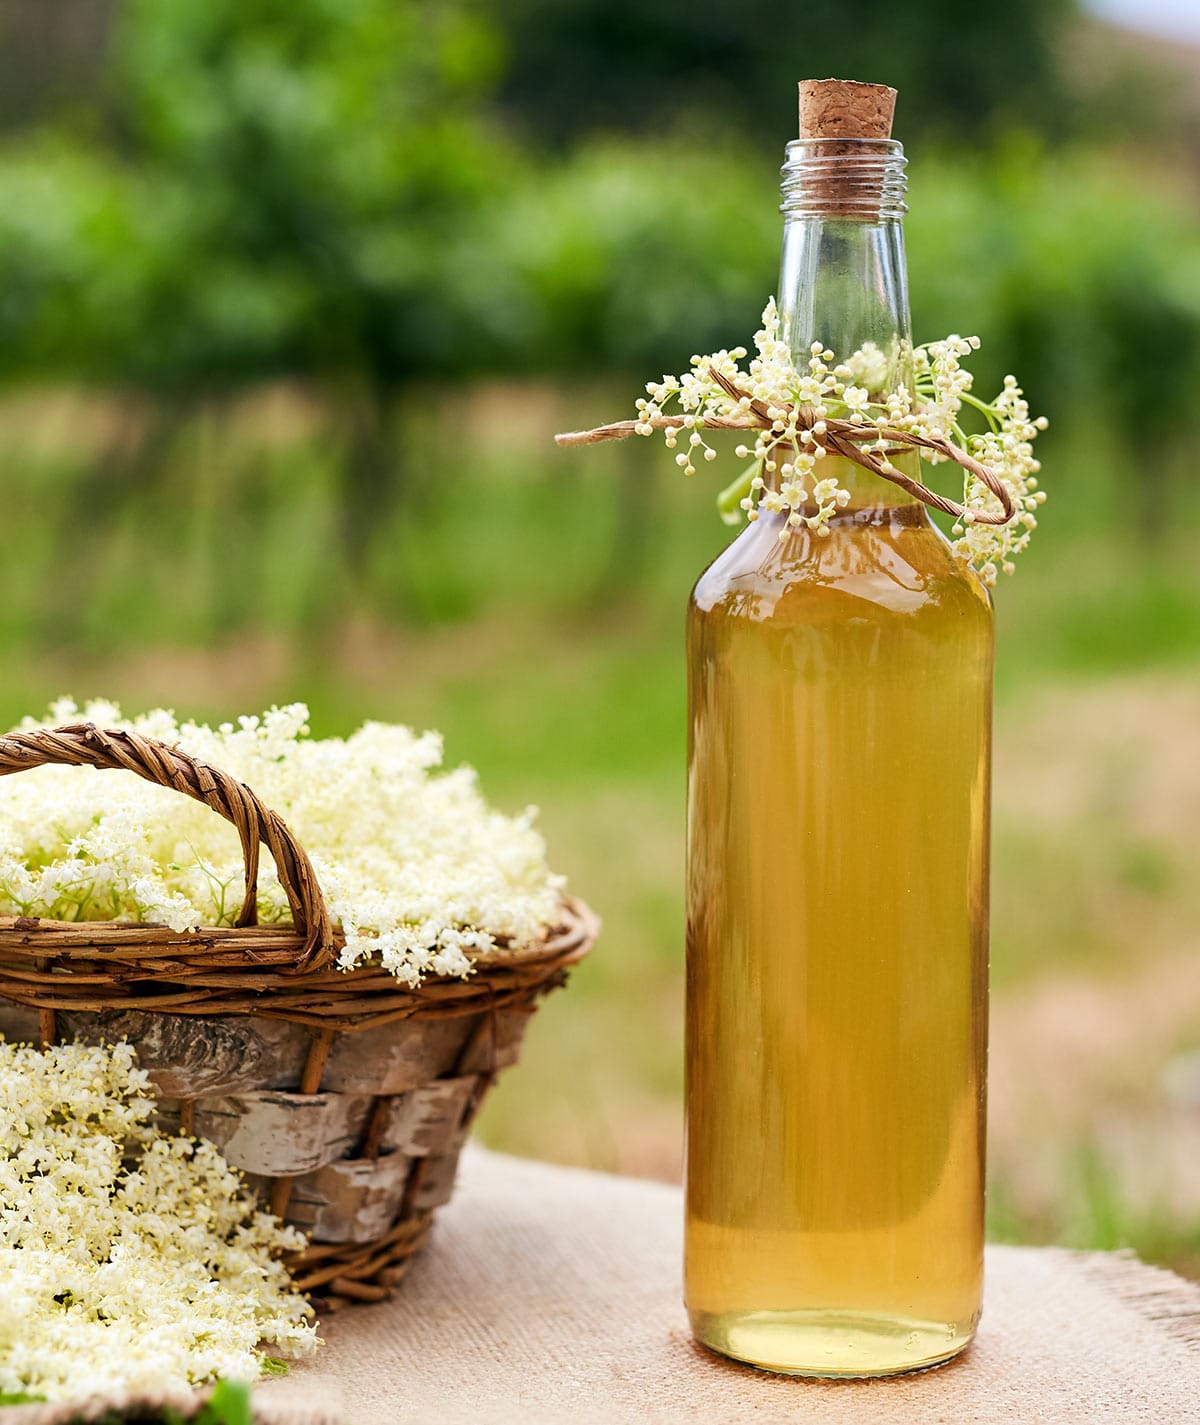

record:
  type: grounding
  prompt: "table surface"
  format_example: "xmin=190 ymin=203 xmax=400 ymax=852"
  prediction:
xmin=251 ymin=1146 xmax=1200 ymax=1425
xmin=11 ymin=1146 xmax=1198 ymax=1425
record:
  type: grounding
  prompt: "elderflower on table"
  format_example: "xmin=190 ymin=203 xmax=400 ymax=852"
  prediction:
xmin=0 ymin=700 xmax=566 ymax=986
xmin=0 ymin=1039 xmax=317 ymax=1402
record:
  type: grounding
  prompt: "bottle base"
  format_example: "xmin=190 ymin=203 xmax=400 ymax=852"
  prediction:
xmin=690 ymin=1308 xmax=976 ymax=1379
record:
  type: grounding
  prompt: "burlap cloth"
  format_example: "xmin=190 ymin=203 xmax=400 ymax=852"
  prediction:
xmin=11 ymin=1147 xmax=1200 ymax=1424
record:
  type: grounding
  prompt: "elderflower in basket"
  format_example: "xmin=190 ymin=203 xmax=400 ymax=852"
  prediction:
xmin=0 ymin=699 xmax=566 ymax=987
xmin=0 ymin=702 xmax=599 ymax=1401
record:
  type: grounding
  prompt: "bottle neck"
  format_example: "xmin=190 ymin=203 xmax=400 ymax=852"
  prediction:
xmin=777 ymin=138 xmax=916 ymax=512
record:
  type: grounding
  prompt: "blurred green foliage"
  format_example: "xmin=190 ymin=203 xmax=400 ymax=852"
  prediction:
xmin=0 ymin=0 xmax=1194 ymax=652
xmin=491 ymin=0 xmax=1077 ymax=147
xmin=0 ymin=0 xmax=1197 ymax=1278
xmin=0 ymin=0 xmax=1195 ymax=394
xmin=0 ymin=0 xmax=519 ymax=387
xmin=0 ymin=0 xmax=1196 ymax=575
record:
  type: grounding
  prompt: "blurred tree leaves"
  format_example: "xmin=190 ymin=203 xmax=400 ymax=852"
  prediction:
xmin=99 ymin=0 xmax=519 ymax=387
xmin=0 ymin=0 xmax=1194 ymax=401
xmin=0 ymin=0 xmax=1196 ymax=569
xmin=491 ymin=0 xmax=1079 ymax=148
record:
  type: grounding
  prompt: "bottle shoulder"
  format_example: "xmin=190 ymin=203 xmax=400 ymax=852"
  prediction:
xmin=690 ymin=511 xmax=993 ymax=628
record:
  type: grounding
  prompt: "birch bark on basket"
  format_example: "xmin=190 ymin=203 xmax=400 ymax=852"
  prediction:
xmin=0 ymin=723 xmax=598 ymax=1307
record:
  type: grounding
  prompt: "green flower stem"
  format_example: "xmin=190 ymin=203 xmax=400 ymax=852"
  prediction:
xmin=717 ymin=461 xmax=760 ymax=526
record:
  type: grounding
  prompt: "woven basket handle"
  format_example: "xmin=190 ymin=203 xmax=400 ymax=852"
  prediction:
xmin=0 ymin=724 xmax=335 ymax=972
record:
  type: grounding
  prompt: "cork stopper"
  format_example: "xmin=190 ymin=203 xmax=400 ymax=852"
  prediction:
xmin=798 ymin=79 xmax=896 ymax=140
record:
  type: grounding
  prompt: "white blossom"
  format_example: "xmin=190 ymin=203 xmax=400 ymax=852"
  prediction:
xmin=0 ymin=1040 xmax=318 ymax=1401
xmin=634 ymin=298 xmax=1046 ymax=581
xmin=0 ymin=703 xmax=566 ymax=986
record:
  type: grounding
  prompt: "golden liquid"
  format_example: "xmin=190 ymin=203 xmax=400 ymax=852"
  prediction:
xmin=685 ymin=459 xmax=993 ymax=1377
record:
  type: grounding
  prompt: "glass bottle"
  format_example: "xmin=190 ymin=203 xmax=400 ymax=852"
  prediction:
xmin=684 ymin=135 xmax=992 ymax=1377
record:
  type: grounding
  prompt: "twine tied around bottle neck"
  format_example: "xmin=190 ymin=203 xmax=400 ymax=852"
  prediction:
xmin=555 ymin=367 xmax=1016 ymax=528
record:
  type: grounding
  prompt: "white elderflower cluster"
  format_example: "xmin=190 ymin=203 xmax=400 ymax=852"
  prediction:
xmin=0 ymin=701 xmax=566 ymax=985
xmin=946 ymin=372 xmax=1047 ymax=586
xmin=632 ymin=298 xmax=1047 ymax=581
xmin=0 ymin=1039 xmax=317 ymax=1402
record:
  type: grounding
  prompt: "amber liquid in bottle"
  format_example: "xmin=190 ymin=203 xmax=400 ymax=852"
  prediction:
xmin=685 ymin=452 xmax=993 ymax=1376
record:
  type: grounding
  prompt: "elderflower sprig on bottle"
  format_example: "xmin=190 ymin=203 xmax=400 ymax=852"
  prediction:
xmin=632 ymin=298 xmax=1047 ymax=585
xmin=0 ymin=700 xmax=566 ymax=987
xmin=0 ymin=1039 xmax=317 ymax=1402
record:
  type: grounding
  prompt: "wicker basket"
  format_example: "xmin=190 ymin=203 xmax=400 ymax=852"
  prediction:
xmin=0 ymin=724 xmax=598 ymax=1307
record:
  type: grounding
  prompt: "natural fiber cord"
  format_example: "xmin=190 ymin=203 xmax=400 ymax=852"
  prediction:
xmin=556 ymin=364 xmax=1017 ymax=529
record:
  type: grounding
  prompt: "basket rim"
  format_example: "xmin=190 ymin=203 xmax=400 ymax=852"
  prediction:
xmin=0 ymin=895 xmax=599 ymax=1031
xmin=0 ymin=723 xmax=335 ymax=969
xmin=0 ymin=893 xmax=596 ymax=967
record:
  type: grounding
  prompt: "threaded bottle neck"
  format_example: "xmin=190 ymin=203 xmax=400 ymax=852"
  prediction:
xmin=776 ymin=136 xmax=913 ymax=403
xmin=780 ymin=138 xmax=907 ymax=221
